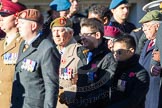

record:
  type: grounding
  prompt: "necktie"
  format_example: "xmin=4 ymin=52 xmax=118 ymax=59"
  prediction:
xmin=23 ymin=44 xmax=29 ymax=52
xmin=147 ymin=40 xmax=154 ymax=51
xmin=87 ymin=52 xmax=92 ymax=64
xmin=86 ymin=52 xmax=94 ymax=83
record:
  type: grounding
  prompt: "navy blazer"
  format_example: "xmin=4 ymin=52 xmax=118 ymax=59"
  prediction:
xmin=152 ymin=24 xmax=162 ymax=108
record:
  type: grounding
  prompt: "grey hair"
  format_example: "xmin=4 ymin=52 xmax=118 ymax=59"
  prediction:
xmin=151 ymin=20 xmax=161 ymax=24
xmin=64 ymin=27 xmax=74 ymax=36
xmin=64 ymin=27 xmax=74 ymax=32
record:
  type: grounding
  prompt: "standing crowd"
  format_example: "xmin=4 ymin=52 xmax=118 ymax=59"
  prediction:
xmin=0 ymin=0 xmax=162 ymax=108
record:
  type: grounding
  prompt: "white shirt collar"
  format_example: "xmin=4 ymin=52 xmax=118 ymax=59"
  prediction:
xmin=25 ymin=31 xmax=42 ymax=45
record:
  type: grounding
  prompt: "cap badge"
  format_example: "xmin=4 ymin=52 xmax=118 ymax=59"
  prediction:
xmin=160 ymin=2 xmax=162 ymax=9
xmin=21 ymin=11 xmax=27 ymax=19
xmin=59 ymin=18 xmax=66 ymax=25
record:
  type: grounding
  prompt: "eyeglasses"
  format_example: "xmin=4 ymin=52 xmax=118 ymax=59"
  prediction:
xmin=79 ymin=32 xmax=96 ymax=37
xmin=112 ymin=49 xmax=129 ymax=55
xmin=142 ymin=23 xmax=155 ymax=30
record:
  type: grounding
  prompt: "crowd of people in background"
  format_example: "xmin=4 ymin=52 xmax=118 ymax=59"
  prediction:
xmin=0 ymin=0 xmax=162 ymax=108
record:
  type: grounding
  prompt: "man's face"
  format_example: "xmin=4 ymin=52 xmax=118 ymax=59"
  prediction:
xmin=106 ymin=39 xmax=114 ymax=51
xmin=142 ymin=21 xmax=158 ymax=40
xmin=51 ymin=27 xmax=72 ymax=47
xmin=113 ymin=42 xmax=132 ymax=61
xmin=59 ymin=10 xmax=69 ymax=18
xmin=0 ymin=14 xmax=16 ymax=33
xmin=80 ymin=26 xmax=98 ymax=50
xmin=17 ymin=19 xmax=33 ymax=40
xmin=111 ymin=4 xmax=129 ymax=21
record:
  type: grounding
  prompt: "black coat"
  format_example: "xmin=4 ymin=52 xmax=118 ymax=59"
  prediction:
xmin=11 ymin=35 xmax=60 ymax=108
xmin=107 ymin=55 xmax=149 ymax=108
xmin=109 ymin=17 xmax=136 ymax=33
xmin=72 ymin=43 xmax=117 ymax=108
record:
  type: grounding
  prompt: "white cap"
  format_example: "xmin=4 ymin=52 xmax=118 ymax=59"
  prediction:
xmin=143 ymin=0 xmax=162 ymax=12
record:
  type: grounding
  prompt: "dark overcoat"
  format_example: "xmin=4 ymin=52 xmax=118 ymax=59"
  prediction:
xmin=11 ymin=35 xmax=60 ymax=108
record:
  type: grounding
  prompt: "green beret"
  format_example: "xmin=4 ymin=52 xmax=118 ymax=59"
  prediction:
xmin=139 ymin=10 xmax=162 ymax=23
xmin=50 ymin=17 xmax=72 ymax=29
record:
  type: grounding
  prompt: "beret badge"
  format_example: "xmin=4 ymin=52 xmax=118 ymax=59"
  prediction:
xmin=60 ymin=18 xmax=66 ymax=25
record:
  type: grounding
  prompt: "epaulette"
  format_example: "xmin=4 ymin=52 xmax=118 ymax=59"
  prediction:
xmin=16 ymin=36 xmax=22 ymax=43
xmin=133 ymin=27 xmax=141 ymax=32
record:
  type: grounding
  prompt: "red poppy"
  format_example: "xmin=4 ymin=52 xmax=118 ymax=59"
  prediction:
xmin=129 ymin=72 xmax=135 ymax=78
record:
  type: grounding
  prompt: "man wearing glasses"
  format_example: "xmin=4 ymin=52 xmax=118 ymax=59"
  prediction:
xmin=142 ymin=1 xmax=162 ymax=108
xmin=73 ymin=18 xmax=117 ymax=108
xmin=139 ymin=10 xmax=161 ymax=108
xmin=108 ymin=35 xmax=149 ymax=108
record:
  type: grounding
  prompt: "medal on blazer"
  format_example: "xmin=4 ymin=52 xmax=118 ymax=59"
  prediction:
xmin=21 ymin=59 xmax=37 ymax=72
xmin=60 ymin=68 xmax=64 ymax=79
xmin=3 ymin=53 xmax=18 ymax=64
xmin=60 ymin=68 xmax=73 ymax=80
xmin=117 ymin=79 xmax=126 ymax=92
